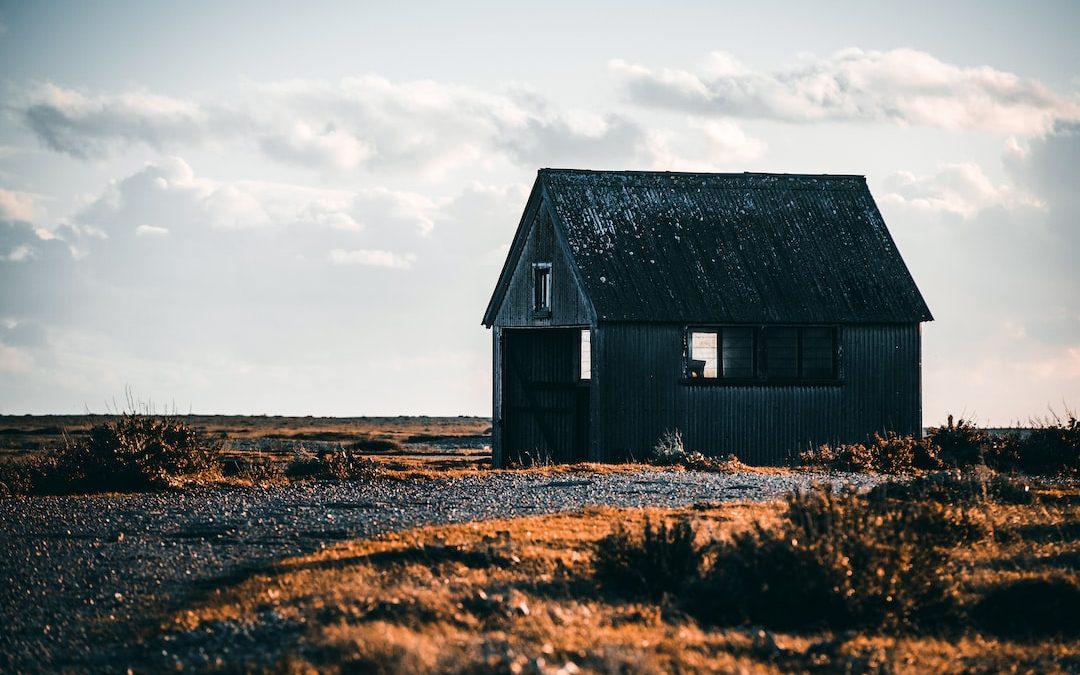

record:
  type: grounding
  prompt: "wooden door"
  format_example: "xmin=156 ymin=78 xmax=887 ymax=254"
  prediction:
xmin=503 ymin=328 xmax=589 ymax=464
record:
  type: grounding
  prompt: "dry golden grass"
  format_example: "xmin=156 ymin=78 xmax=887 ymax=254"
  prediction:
xmin=0 ymin=414 xmax=491 ymax=462
xmin=165 ymin=486 xmax=1080 ymax=674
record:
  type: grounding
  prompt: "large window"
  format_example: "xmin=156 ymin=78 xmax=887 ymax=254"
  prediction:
xmin=687 ymin=326 xmax=838 ymax=382
xmin=532 ymin=262 xmax=551 ymax=315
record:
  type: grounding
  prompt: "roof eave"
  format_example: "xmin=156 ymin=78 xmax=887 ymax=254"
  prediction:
xmin=481 ymin=176 xmax=544 ymax=327
xmin=538 ymin=176 xmax=599 ymax=326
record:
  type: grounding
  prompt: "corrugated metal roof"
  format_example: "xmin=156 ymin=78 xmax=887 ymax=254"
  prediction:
xmin=535 ymin=169 xmax=932 ymax=324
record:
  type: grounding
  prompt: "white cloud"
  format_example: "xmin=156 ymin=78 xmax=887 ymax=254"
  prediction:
xmin=879 ymin=162 xmax=1042 ymax=217
xmin=0 ymin=189 xmax=40 ymax=222
xmin=647 ymin=118 xmax=767 ymax=170
xmin=612 ymin=48 xmax=1080 ymax=134
xmin=135 ymin=225 xmax=169 ymax=237
xmin=75 ymin=157 xmax=439 ymax=236
xmin=329 ymin=248 xmax=416 ymax=269
xmin=14 ymin=77 xmax=764 ymax=177
xmin=2 ymin=245 xmax=34 ymax=262
xmin=20 ymin=83 xmax=232 ymax=158
xmin=259 ymin=120 xmax=374 ymax=171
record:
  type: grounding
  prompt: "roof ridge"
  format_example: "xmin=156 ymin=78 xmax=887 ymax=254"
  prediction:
xmin=538 ymin=168 xmax=866 ymax=180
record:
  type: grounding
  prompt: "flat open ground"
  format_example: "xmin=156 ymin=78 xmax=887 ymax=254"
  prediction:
xmin=0 ymin=414 xmax=493 ymax=471
xmin=1 ymin=416 xmax=1077 ymax=673
xmin=1 ymin=469 xmax=843 ymax=671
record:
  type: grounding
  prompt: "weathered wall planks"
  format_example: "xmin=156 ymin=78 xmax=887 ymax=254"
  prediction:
xmin=493 ymin=207 xmax=593 ymax=328
xmin=592 ymin=322 xmax=921 ymax=464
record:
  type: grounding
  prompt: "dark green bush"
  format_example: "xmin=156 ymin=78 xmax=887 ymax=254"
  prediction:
xmin=594 ymin=518 xmax=703 ymax=599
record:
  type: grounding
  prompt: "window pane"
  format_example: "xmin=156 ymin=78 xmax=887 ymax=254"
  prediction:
xmin=580 ymin=329 xmax=591 ymax=380
xmin=800 ymin=327 xmax=835 ymax=378
xmin=765 ymin=327 xmax=798 ymax=378
xmin=722 ymin=327 xmax=754 ymax=378
xmin=690 ymin=331 xmax=717 ymax=378
xmin=533 ymin=263 xmax=551 ymax=311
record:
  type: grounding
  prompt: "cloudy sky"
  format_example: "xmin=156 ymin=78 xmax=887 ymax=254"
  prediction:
xmin=0 ymin=1 xmax=1077 ymax=424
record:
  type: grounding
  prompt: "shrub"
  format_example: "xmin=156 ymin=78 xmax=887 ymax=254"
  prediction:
xmin=221 ymin=455 xmax=285 ymax=484
xmin=972 ymin=576 xmax=1080 ymax=638
xmin=800 ymin=433 xmax=940 ymax=473
xmin=799 ymin=442 xmax=873 ymax=472
xmin=927 ymin=415 xmax=988 ymax=467
xmin=348 ymin=436 xmax=402 ymax=453
xmin=3 ymin=413 xmax=215 ymax=494
xmin=648 ymin=429 xmax=693 ymax=465
xmin=646 ymin=428 xmax=741 ymax=471
xmin=286 ymin=448 xmax=381 ymax=480
xmin=0 ymin=462 xmax=33 ymax=496
xmin=689 ymin=485 xmax=969 ymax=631
xmin=867 ymin=471 xmax=1035 ymax=507
xmin=594 ymin=518 xmax=703 ymax=599
xmin=987 ymin=413 xmax=1080 ymax=476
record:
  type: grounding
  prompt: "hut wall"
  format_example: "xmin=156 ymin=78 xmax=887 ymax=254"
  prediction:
xmin=593 ymin=322 xmax=921 ymax=464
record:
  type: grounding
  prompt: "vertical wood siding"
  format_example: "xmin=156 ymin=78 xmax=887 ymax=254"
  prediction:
xmin=501 ymin=328 xmax=589 ymax=464
xmin=593 ymin=322 xmax=921 ymax=465
xmin=493 ymin=209 xmax=593 ymax=328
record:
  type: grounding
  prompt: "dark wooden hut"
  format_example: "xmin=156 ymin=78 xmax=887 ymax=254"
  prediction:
xmin=482 ymin=169 xmax=933 ymax=466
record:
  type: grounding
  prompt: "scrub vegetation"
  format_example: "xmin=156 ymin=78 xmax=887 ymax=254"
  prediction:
xmin=799 ymin=412 xmax=1080 ymax=476
xmin=166 ymin=473 xmax=1080 ymax=673
xmin=1 ymin=413 xmax=1078 ymax=670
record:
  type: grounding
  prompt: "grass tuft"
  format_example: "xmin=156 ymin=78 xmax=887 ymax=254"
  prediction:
xmin=594 ymin=517 xmax=702 ymax=599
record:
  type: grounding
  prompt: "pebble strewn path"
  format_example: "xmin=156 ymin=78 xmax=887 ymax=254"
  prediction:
xmin=0 ymin=470 xmax=872 ymax=672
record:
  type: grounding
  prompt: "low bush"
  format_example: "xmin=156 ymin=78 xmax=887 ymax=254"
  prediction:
xmin=690 ymin=485 xmax=968 ymax=631
xmin=799 ymin=432 xmax=940 ymax=474
xmin=926 ymin=415 xmax=988 ymax=467
xmin=971 ymin=576 xmax=1080 ymax=638
xmin=285 ymin=448 xmax=381 ymax=480
xmin=594 ymin=518 xmax=703 ymax=599
xmin=648 ymin=429 xmax=697 ymax=466
xmin=867 ymin=470 xmax=1035 ymax=506
xmin=987 ymin=414 xmax=1080 ymax=476
xmin=1 ymin=413 xmax=216 ymax=494
xmin=800 ymin=412 xmax=1078 ymax=476
xmin=646 ymin=428 xmax=744 ymax=471
xmin=348 ymin=436 xmax=402 ymax=453
xmin=221 ymin=455 xmax=285 ymax=484
xmin=593 ymin=484 xmax=988 ymax=632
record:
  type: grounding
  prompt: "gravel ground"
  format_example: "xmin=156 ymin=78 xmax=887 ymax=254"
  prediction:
xmin=0 ymin=470 xmax=873 ymax=672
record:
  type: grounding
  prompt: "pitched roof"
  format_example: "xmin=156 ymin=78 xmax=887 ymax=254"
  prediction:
xmin=485 ymin=169 xmax=933 ymax=325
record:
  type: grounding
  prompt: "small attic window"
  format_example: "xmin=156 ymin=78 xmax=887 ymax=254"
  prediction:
xmin=533 ymin=262 xmax=551 ymax=316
